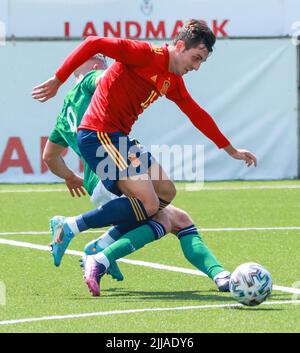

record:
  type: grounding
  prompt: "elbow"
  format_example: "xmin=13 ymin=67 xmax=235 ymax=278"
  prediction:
xmin=42 ymin=150 xmax=55 ymax=167
xmin=85 ymin=35 xmax=97 ymax=43
xmin=85 ymin=35 xmax=102 ymax=47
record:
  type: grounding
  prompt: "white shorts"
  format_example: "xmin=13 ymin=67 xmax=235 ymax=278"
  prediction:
xmin=90 ymin=180 xmax=122 ymax=208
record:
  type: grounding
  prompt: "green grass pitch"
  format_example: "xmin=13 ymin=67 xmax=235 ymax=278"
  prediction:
xmin=0 ymin=180 xmax=300 ymax=333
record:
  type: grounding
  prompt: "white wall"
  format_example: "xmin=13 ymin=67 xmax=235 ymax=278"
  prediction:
xmin=0 ymin=38 xmax=298 ymax=182
xmin=1 ymin=0 xmax=300 ymax=38
xmin=135 ymin=39 xmax=298 ymax=181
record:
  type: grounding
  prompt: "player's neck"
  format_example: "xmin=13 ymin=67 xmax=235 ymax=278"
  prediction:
xmin=167 ymin=45 xmax=176 ymax=74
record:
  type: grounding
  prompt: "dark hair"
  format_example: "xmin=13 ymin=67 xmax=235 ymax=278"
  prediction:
xmin=173 ymin=19 xmax=216 ymax=53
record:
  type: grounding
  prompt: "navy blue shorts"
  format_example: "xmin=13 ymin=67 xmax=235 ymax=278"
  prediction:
xmin=77 ymin=129 xmax=154 ymax=196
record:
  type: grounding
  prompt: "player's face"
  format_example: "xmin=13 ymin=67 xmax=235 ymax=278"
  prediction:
xmin=173 ymin=41 xmax=209 ymax=76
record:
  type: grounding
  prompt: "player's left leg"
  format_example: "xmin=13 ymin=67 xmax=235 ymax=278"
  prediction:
xmin=153 ymin=205 xmax=230 ymax=292
xmin=81 ymin=204 xmax=230 ymax=296
xmin=83 ymin=204 xmax=230 ymax=292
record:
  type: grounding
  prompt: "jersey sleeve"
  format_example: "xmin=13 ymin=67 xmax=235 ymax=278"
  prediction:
xmin=48 ymin=126 xmax=69 ymax=147
xmin=55 ymin=36 xmax=154 ymax=83
xmin=167 ymin=79 xmax=230 ymax=149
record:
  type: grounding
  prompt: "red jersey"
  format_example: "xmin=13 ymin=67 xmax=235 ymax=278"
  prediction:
xmin=55 ymin=36 xmax=230 ymax=148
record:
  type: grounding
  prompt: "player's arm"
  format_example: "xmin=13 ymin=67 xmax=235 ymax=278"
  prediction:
xmin=43 ymin=140 xmax=86 ymax=197
xmin=222 ymin=144 xmax=257 ymax=167
xmin=32 ymin=37 xmax=153 ymax=102
xmin=171 ymin=96 xmax=257 ymax=167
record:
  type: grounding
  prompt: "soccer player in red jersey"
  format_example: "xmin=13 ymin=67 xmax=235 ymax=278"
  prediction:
xmin=32 ymin=20 xmax=256 ymax=294
xmin=40 ymin=54 xmax=232 ymax=295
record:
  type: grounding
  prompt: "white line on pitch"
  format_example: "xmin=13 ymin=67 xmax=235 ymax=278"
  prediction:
xmin=1 ymin=184 xmax=300 ymax=193
xmin=0 ymin=300 xmax=299 ymax=326
xmin=0 ymin=188 xmax=67 ymax=193
xmin=1 ymin=226 xmax=300 ymax=237
xmin=0 ymin=230 xmax=105 ymax=236
xmin=200 ymin=226 xmax=300 ymax=232
xmin=0 ymin=238 xmax=299 ymax=295
xmin=176 ymin=184 xmax=300 ymax=191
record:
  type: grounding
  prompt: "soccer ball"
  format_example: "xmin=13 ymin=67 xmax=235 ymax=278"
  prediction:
xmin=229 ymin=262 xmax=272 ymax=306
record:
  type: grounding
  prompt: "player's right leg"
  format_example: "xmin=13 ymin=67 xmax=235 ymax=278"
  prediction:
xmin=81 ymin=178 xmax=159 ymax=278
xmin=83 ymin=159 xmax=176 ymax=279
xmin=50 ymin=179 xmax=159 ymax=267
xmin=80 ymin=141 xmax=176 ymax=281
xmin=76 ymin=129 xmax=160 ymax=221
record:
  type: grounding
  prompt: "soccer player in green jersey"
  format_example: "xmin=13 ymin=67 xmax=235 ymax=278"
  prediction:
xmin=43 ymin=54 xmax=125 ymax=281
xmin=43 ymin=54 xmax=106 ymax=198
xmin=41 ymin=55 xmax=231 ymax=296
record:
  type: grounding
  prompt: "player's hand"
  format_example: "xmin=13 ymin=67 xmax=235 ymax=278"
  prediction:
xmin=224 ymin=145 xmax=257 ymax=167
xmin=65 ymin=174 xmax=87 ymax=197
xmin=32 ymin=75 xmax=62 ymax=102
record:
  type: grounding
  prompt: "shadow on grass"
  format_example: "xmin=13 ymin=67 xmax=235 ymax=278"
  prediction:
xmin=70 ymin=287 xmax=234 ymax=303
xmin=69 ymin=289 xmax=294 ymax=312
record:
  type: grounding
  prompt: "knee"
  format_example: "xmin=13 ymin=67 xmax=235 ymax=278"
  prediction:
xmin=171 ymin=209 xmax=194 ymax=234
xmin=142 ymin=197 xmax=160 ymax=217
xmin=152 ymin=209 xmax=172 ymax=233
xmin=177 ymin=210 xmax=193 ymax=228
xmin=166 ymin=183 xmax=177 ymax=202
xmin=160 ymin=182 xmax=177 ymax=203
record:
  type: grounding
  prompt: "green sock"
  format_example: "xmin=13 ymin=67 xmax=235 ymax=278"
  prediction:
xmin=178 ymin=226 xmax=224 ymax=279
xmin=102 ymin=224 xmax=157 ymax=264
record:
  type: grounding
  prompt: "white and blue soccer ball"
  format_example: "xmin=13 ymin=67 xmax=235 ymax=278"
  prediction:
xmin=229 ymin=262 xmax=272 ymax=306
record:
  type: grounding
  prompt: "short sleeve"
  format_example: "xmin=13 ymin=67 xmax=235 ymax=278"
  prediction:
xmin=48 ymin=127 xmax=69 ymax=147
xmin=81 ymin=70 xmax=105 ymax=95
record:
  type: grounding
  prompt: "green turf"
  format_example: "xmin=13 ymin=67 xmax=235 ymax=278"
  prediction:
xmin=0 ymin=181 xmax=300 ymax=332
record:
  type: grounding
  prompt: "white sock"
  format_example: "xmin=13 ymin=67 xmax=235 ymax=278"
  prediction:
xmin=66 ymin=217 xmax=80 ymax=235
xmin=97 ymin=233 xmax=115 ymax=249
xmin=213 ymin=270 xmax=231 ymax=281
xmin=93 ymin=252 xmax=110 ymax=269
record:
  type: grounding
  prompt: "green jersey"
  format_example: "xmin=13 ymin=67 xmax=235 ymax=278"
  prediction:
xmin=49 ymin=70 xmax=104 ymax=195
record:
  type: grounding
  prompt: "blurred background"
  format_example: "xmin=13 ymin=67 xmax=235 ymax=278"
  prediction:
xmin=0 ymin=0 xmax=299 ymax=183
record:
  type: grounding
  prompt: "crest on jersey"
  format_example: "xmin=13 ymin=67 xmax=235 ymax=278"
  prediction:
xmin=160 ymin=80 xmax=170 ymax=96
xmin=140 ymin=0 xmax=153 ymax=16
